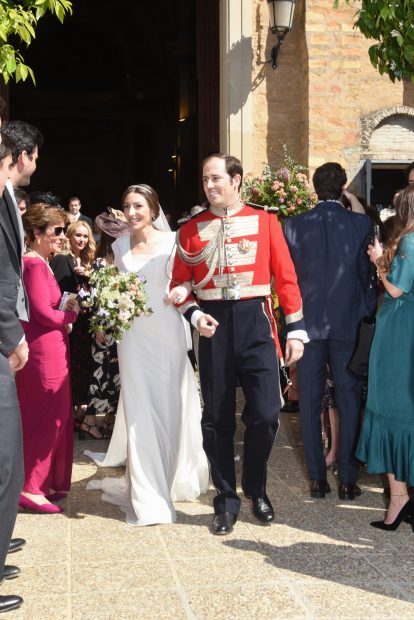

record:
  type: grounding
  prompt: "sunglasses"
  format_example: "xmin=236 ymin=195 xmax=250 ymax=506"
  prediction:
xmin=53 ymin=226 xmax=67 ymax=236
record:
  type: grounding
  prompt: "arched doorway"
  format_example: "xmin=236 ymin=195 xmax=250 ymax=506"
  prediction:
xmin=9 ymin=0 xmax=219 ymax=222
xmin=360 ymin=107 xmax=414 ymax=208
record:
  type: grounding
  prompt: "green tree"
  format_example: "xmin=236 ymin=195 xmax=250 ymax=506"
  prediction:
xmin=0 ymin=0 xmax=72 ymax=84
xmin=335 ymin=0 xmax=414 ymax=83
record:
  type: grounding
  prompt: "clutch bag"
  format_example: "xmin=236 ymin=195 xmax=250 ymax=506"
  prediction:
xmin=348 ymin=316 xmax=376 ymax=378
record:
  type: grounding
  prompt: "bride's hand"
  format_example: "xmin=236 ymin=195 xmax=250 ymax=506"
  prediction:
xmin=164 ymin=283 xmax=192 ymax=305
xmin=95 ymin=331 xmax=107 ymax=345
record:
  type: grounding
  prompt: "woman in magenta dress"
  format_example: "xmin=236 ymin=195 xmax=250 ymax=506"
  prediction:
xmin=17 ymin=204 xmax=80 ymax=514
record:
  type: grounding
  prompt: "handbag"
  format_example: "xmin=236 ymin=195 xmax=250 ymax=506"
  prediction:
xmin=348 ymin=315 xmax=376 ymax=378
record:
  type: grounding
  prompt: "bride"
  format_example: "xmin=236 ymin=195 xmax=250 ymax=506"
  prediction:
xmin=85 ymin=184 xmax=209 ymax=525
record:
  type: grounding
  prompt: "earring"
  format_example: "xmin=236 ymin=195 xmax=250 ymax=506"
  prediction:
xmin=152 ymin=215 xmax=156 ymax=221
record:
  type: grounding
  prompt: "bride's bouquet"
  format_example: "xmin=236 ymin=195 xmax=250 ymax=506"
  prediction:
xmin=80 ymin=265 xmax=152 ymax=343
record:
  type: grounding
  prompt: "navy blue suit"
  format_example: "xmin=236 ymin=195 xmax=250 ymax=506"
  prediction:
xmin=284 ymin=201 xmax=376 ymax=483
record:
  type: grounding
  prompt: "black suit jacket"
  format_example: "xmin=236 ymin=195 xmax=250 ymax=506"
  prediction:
xmin=284 ymin=201 xmax=377 ymax=342
xmin=0 ymin=189 xmax=25 ymax=356
xmin=78 ymin=213 xmax=93 ymax=229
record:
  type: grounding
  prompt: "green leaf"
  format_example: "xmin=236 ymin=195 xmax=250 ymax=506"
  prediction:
xmin=6 ymin=54 xmax=16 ymax=73
xmin=18 ymin=25 xmax=32 ymax=44
xmin=380 ymin=6 xmax=389 ymax=20
xmin=36 ymin=6 xmax=46 ymax=19
xmin=403 ymin=45 xmax=414 ymax=64
xmin=18 ymin=62 xmax=28 ymax=80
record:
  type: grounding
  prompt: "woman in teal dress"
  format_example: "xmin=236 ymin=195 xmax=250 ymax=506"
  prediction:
xmin=356 ymin=185 xmax=414 ymax=531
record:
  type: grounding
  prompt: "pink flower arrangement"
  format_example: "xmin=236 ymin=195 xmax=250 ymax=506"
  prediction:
xmin=243 ymin=147 xmax=317 ymax=220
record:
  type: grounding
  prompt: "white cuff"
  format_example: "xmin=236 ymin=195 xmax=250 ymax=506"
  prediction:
xmin=191 ymin=309 xmax=204 ymax=329
xmin=287 ymin=329 xmax=309 ymax=344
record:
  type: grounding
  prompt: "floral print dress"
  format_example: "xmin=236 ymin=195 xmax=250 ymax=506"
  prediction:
xmin=86 ymin=258 xmax=121 ymax=420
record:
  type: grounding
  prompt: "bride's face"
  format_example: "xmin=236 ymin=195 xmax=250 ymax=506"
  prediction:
xmin=123 ymin=192 xmax=153 ymax=232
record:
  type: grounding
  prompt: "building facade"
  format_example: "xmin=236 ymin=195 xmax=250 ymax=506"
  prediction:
xmin=220 ymin=0 xmax=414 ymax=207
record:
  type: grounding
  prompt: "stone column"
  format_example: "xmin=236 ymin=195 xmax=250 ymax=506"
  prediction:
xmin=219 ymin=0 xmax=253 ymax=170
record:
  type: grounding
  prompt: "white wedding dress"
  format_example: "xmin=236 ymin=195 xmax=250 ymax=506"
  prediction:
xmin=85 ymin=232 xmax=209 ymax=526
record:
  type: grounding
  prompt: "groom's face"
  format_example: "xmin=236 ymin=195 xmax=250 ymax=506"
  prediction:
xmin=202 ymin=157 xmax=240 ymax=211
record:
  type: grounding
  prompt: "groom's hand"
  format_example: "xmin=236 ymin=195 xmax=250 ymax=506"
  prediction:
xmin=197 ymin=313 xmax=219 ymax=338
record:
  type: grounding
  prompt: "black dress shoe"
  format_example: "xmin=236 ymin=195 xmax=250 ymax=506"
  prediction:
xmin=250 ymin=496 xmax=274 ymax=523
xmin=8 ymin=539 xmax=26 ymax=554
xmin=280 ymin=400 xmax=299 ymax=413
xmin=211 ymin=512 xmax=237 ymax=535
xmin=0 ymin=595 xmax=23 ymax=613
xmin=2 ymin=566 xmax=20 ymax=581
xmin=310 ymin=479 xmax=331 ymax=499
xmin=338 ymin=482 xmax=362 ymax=500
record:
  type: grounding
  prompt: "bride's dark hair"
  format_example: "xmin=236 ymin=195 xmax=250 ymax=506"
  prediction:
xmin=121 ymin=184 xmax=161 ymax=220
xmin=377 ymin=185 xmax=414 ymax=273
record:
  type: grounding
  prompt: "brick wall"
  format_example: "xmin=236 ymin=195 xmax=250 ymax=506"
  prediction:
xmin=250 ymin=0 xmax=414 ymax=183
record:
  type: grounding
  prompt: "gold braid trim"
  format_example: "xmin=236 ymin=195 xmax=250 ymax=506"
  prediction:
xmin=175 ymin=227 xmax=224 ymax=291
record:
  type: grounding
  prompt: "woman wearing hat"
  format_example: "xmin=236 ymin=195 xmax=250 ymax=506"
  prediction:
xmin=82 ymin=209 xmax=129 ymax=438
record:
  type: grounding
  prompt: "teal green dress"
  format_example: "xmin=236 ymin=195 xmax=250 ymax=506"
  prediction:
xmin=356 ymin=233 xmax=414 ymax=484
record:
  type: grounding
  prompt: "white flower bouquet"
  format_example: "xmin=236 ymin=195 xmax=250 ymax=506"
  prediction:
xmin=80 ymin=265 xmax=152 ymax=343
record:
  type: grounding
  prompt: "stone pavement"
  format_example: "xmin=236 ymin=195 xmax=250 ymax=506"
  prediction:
xmin=4 ymin=392 xmax=414 ymax=619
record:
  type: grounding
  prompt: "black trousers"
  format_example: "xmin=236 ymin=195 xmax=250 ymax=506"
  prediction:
xmin=296 ymin=339 xmax=362 ymax=484
xmin=0 ymin=354 xmax=24 ymax=575
xmin=198 ymin=298 xmax=281 ymax=515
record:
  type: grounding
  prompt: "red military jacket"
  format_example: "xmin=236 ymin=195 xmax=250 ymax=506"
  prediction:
xmin=171 ymin=203 xmax=305 ymax=355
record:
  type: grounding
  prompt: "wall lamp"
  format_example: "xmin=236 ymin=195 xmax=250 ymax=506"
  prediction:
xmin=267 ymin=0 xmax=296 ymax=69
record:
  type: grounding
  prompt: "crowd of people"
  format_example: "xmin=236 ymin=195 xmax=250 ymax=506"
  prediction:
xmin=1 ymin=100 xmax=414 ymax=613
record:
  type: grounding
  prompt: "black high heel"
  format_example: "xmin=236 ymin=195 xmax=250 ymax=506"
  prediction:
xmin=370 ymin=499 xmax=414 ymax=531
xmin=78 ymin=422 xmax=104 ymax=440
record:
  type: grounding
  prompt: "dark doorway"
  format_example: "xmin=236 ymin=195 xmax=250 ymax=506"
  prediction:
xmin=8 ymin=0 xmax=219 ymax=223
xmin=365 ymin=161 xmax=410 ymax=210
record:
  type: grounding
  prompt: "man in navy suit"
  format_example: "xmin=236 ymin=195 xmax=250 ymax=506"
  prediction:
xmin=284 ymin=162 xmax=376 ymax=500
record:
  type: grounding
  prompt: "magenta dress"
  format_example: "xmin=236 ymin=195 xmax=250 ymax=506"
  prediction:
xmin=16 ymin=257 xmax=78 ymax=495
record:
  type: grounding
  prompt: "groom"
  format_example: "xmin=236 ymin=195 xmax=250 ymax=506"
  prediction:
xmin=171 ymin=153 xmax=307 ymax=535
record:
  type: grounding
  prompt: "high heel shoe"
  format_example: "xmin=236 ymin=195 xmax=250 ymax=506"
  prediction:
xmin=78 ymin=422 xmax=104 ymax=441
xmin=19 ymin=495 xmax=63 ymax=514
xmin=370 ymin=499 xmax=414 ymax=531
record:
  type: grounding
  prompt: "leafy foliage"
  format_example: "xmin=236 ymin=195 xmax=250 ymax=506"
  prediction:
xmin=0 ymin=0 xmax=72 ymax=84
xmin=335 ymin=0 xmax=414 ymax=82
xmin=242 ymin=146 xmax=317 ymax=220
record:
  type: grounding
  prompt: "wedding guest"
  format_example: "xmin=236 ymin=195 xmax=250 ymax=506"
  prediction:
xmin=29 ymin=190 xmax=61 ymax=208
xmin=85 ymin=184 xmax=209 ymax=525
xmin=284 ymin=162 xmax=377 ymax=501
xmin=50 ymin=221 xmax=96 ymax=430
xmin=0 ymin=124 xmax=28 ymax=613
xmin=17 ymin=204 xmax=79 ymax=513
xmin=67 ymin=196 xmax=93 ymax=228
xmin=14 ymin=188 xmax=29 ymax=215
xmin=356 ymin=185 xmax=414 ymax=531
xmin=83 ymin=209 xmax=128 ymax=439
